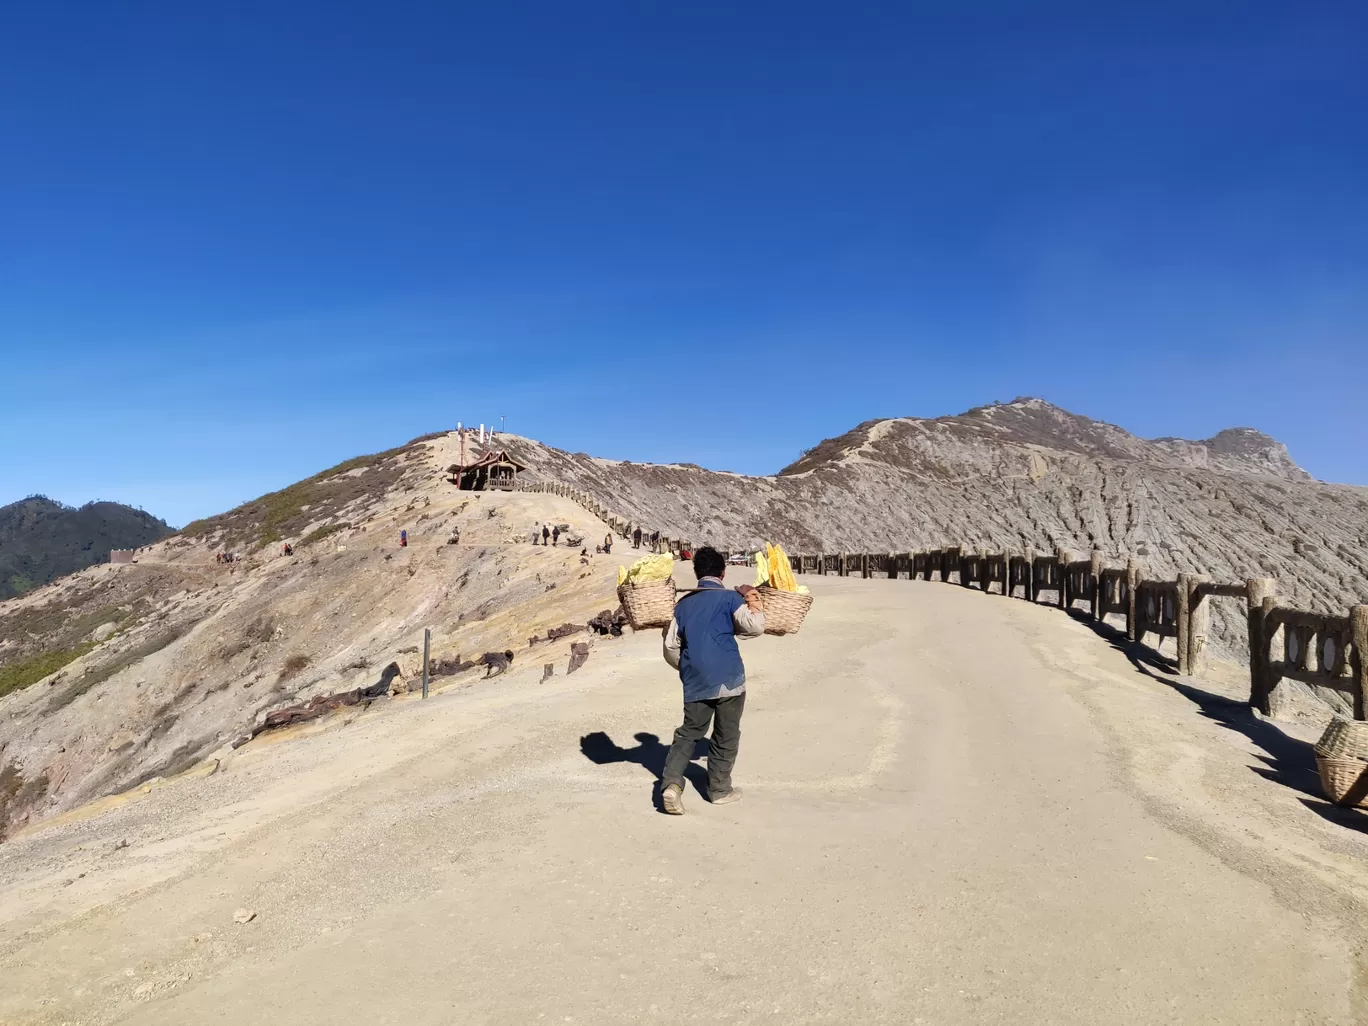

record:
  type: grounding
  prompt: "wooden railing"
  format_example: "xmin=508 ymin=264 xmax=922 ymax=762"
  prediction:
xmin=522 ymin=482 xmax=695 ymax=556
xmin=785 ymin=546 xmax=1367 ymax=720
xmin=520 ymin=478 xmax=1368 ymax=721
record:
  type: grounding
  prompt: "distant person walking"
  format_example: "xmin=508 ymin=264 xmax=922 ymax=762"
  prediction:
xmin=651 ymin=530 xmax=660 ymax=553
xmin=542 ymin=524 xmax=550 ymax=546
xmin=603 ymin=533 xmax=612 ymax=554
xmin=633 ymin=526 xmax=642 ymax=549
xmin=659 ymin=546 xmax=764 ymax=814
xmin=552 ymin=526 xmax=561 ymax=547
xmin=400 ymin=530 xmax=408 ymax=548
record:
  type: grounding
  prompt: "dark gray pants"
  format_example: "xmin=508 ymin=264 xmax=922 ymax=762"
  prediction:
xmin=662 ymin=693 xmax=745 ymax=797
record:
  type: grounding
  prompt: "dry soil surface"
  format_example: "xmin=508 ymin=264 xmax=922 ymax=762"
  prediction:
xmin=4 ymin=571 xmax=1368 ymax=1024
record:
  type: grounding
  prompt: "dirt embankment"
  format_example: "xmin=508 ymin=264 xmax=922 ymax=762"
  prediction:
xmin=0 ymin=440 xmax=634 ymax=839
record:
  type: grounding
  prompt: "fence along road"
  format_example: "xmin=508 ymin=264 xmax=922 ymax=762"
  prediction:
xmin=14 ymin=563 xmax=1356 ymax=1024
xmin=529 ymin=480 xmax=1368 ymax=724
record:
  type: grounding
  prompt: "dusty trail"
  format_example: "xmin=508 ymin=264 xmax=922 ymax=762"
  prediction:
xmin=2 ymin=572 xmax=1366 ymax=1024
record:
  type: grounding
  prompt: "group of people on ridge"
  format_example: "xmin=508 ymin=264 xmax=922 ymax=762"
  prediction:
xmin=631 ymin=525 xmax=662 ymax=552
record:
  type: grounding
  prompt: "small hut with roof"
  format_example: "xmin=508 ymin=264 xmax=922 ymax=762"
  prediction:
xmin=446 ymin=449 xmax=527 ymax=491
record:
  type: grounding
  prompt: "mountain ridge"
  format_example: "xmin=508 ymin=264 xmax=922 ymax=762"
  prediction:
xmin=779 ymin=398 xmax=1308 ymax=481
xmin=0 ymin=497 xmax=172 ymax=600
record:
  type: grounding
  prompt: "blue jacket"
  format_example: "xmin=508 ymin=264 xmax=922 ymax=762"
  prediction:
xmin=664 ymin=578 xmax=764 ymax=702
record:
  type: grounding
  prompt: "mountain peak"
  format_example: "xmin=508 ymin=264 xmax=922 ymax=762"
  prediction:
xmin=779 ymin=401 xmax=1308 ymax=481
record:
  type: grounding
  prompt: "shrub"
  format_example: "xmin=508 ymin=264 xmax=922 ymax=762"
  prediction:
xmin=0 ymin=644 xmax=95 ymax=699
xmin=277 ymin=653 xmax=312 ymax=683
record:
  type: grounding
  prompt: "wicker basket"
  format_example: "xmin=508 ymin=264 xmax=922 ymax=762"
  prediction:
xmin=1316 ymin=757 xmax=1368 ymax=808
xmin=617 ymin=577 xmax=677 ymax=630
xmin=757 ymin=587 xmax=814 ymax=636
xmin=1313 ymin=719 xmax=1368 ymax=807
xmin=1314 ymin=717 xmax=1368 ymax=760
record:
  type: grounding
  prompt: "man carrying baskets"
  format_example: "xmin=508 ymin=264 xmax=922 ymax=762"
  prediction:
xmin=660 ymin=547 xmax=765 ymax=814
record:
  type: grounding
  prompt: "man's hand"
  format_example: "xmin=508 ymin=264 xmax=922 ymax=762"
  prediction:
xmin=736 ymin=584 xmax=763 ymax=611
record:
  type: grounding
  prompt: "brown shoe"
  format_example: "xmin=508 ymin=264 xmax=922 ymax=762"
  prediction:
xmin=661 ymin=783 xmax=685 ymax=815
xmin=709 ymin=788 xmax=742 ymax=805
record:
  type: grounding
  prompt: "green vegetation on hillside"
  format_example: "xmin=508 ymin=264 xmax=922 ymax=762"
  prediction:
xmin=181 ymin=435 xmax=439 ymax=550
xmin=0 ymin=643 xmax=96 ymax=700
xmin=0 ymin=496 xmax=172 ymax=600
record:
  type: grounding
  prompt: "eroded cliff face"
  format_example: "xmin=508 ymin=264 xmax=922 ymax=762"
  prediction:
xmin=780 ymin=398 xmax=1309 ymax=481
xmin=503 ymin=399 xmax=1366 ymax=662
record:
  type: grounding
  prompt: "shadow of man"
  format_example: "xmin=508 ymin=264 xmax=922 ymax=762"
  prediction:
xmin=579 ymin=731 xmax=709 ymax=804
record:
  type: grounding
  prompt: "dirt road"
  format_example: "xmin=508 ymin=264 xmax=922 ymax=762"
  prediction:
xmin=3 ymin=571 xmax=1365 ymax=1024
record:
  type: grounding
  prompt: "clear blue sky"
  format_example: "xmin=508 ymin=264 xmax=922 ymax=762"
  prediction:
xmin=2 ymin=2 xmax=1365 ymax=527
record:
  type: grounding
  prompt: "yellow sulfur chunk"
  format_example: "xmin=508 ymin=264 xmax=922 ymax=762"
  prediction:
xmin=767 ymin=543 xmax=798 ymax=592
xmin=622 ymin=554 xmax=674 ymax=585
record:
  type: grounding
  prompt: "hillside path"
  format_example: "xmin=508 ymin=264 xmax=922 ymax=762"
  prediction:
xmin=2 ymin=571 xmax=1364 ymax=1024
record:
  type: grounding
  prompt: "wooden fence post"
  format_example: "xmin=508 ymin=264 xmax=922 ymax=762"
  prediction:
xmin=1263 ymin=594 xmax=1295 ymax=719
xmin=1126 ymin=560 xmax=1141 ymax=641
xmin=1177 ymin=574 xmax=1192 ymax=675
xmin=1351 ymin=606 xmax=1368 ymax=721
xmin=1186 ymin=574 xmax=1210 ymax=677
xmin=1024 ymin=548 xmax=1036 ymax=602
xmin=1246 ymin=578 xmax=1276 ymax=712
xmin=1090 ymin=550 xmax=1104 ymax=620
xmin=1056 ymin=548 xmax=1072 ymax=609
xmin=421 ymin=627 xmax=431 ymax=700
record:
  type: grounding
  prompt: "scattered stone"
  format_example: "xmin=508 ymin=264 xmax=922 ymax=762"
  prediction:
xmin=545 ymin=623 xmax=588 ymax=642
xmin=587 ymin=607 xmax=628 ymax=637
xmin=568 ymin=642 xmax=590 ymax=675
xmin=429 ymin=654 xmax=475 ymax=678
xmin=479 ymin=651 xmax=515 ymax=678
xmin=233 ymin=908 xmax=257 ymax=924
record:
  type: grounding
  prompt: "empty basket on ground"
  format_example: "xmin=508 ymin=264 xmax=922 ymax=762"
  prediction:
xmin=1314 ymin=718 xmax=1368 ymax=808
xmin=757 ymin=587 xmax=813 ymax=635
xmin=618 ymin=578 xmax=677 ymax=629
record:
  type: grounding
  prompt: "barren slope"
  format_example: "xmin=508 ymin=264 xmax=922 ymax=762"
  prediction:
xmin=0 ymin=438 xmax=633 ymax=838
xmin=502 ymin=399 xmax=1368 ymax=657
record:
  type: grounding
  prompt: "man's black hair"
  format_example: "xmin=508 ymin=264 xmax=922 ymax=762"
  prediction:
xmin=693 ymin=546 xmax=726 ymax=581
